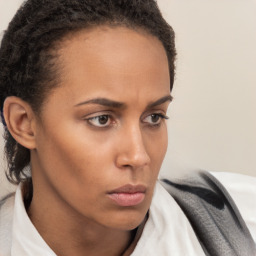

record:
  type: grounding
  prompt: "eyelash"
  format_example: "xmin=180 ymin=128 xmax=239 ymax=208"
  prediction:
xmin=86 ymin=113 xmax=169 ymax=128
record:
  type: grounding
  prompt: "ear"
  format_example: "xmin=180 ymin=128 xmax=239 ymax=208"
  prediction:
xmin=3 ymin=96 xmax=36 ymax=149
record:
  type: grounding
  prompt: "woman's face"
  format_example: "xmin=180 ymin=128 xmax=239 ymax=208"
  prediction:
xmin=32 ymin=26 xmax=171 ymax=231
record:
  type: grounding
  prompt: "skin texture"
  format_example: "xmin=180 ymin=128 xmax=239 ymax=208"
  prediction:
xmin=5 ymin=26 xmax=171 ymax=256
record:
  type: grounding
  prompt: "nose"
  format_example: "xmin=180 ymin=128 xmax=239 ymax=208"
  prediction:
xmin=115 ymin=125 xmax=151 ymax=169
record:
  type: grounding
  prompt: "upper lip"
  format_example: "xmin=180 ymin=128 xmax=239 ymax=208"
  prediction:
xmin=108 ymin=184 xmax=147 ymax=194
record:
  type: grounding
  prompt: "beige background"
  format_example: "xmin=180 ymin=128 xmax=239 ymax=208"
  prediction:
xmin=1 ymin=0 xmax=256 ymax=196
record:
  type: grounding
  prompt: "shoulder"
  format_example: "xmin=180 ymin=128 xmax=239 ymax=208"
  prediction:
xmin=0 ymin=192 xmax=15 ymax=255
xmin=160 ymin=171 xmax=256 ymax=255
xmin=210 ymin=171 xmax=256 ymax=242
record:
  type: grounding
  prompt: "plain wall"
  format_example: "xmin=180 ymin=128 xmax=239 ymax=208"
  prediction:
xmin=157 ymin=0 xmax=256 ymax=179
xmin=1 ymin=0 xmax=256 ymax=196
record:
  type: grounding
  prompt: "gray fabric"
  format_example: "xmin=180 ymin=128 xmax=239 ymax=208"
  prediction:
xmin=161 ymin=171 xmax=256 ymax=256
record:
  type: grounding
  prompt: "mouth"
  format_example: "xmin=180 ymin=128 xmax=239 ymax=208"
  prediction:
xmin=107 ymin=184 xmax=146 ymax=207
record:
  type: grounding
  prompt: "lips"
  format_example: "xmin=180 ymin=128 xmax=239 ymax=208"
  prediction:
xmin=107 ymin=184 xmax=146 ymax=207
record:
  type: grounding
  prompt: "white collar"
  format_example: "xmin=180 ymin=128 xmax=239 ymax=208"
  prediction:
xmin=11 ymin=182 xmax=205 ymax=255
xmin=131 ymin=182 xmax=205 ymax=255
xmin=11 ymin=184 xmax=56 ymax=255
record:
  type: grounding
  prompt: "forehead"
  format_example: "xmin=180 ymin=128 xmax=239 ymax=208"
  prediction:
xmin=51 ymin=26 xmax=170 ymax=105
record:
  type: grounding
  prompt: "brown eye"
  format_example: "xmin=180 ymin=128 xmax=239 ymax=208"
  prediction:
xmin=98 ymin=115 xmax=109 ymax=125
xmin=151 ymin=114 xmax=160 ymax=123
xmin=143 ymin=113 xmax=169 ymax=126
xmin=87 ymin=115 xmax=111 ymax=127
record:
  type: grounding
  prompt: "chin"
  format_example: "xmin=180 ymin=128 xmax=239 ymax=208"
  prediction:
xmin=104 ymin=208 xmax=149 ymax=231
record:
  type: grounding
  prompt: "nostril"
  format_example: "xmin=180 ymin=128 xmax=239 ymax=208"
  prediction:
xmin=123 ymin=164 xmax=131 ymax=168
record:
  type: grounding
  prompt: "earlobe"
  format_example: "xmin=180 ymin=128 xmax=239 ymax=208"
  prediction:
xmin=3 ymin=96 xmax=36 ymax=149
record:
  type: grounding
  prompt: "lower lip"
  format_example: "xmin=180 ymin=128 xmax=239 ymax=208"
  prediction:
xmin=108 ymin=192 xmax=145 ymax=207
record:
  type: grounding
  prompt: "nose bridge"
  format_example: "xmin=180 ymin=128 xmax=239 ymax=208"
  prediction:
xmin=117 ymin=121 xmax=150 ymax=168
xmin=129 ymin=123 xmax=146 ymax=155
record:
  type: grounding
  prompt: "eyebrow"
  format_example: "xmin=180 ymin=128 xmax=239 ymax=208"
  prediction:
xmin=74 ymin=95 xmax=173 ymax=109
xmin=146 ymin=95 xmax=173 ymax=109
xmin=75 ymin=98 xmax=125 ymax=108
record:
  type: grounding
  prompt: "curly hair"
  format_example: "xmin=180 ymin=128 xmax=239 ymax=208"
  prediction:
xmin=0 ymin=0 xmax=176 ymax=184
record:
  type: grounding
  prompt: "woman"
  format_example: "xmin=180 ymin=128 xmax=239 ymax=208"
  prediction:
xmin=0 ymin=0 xmax=255 ymax=255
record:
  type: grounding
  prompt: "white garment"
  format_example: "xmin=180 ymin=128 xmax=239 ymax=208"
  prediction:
xmin=0 ymin=172 xmax=256 ymax=256
xmin=130 ymin=182 xmax=205 ymax=256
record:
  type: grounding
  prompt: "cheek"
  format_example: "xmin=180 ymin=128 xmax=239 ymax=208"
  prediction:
xmin=147 ymin=127 xmax=168 ymax=165
xmin=37 ymin=124 xmax=117 ymax=192
xmin=34 ymin=130 xmax=111 ymax=212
